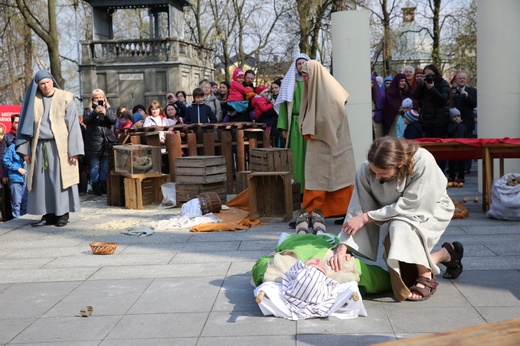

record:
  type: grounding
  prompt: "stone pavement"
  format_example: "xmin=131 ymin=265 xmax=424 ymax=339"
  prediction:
xmin=0 ymin=169 xmax=519 ymax=346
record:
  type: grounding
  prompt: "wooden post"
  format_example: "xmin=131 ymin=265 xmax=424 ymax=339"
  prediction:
xmin=220 ymin=130 xmax=234 ymax=193
xmin=236 ymin=129 xmax=245 ymax=172
xmin=165 ymin=131 xmax=182 ymax=182
xmin=187 ymin=132 xmax=197 ymax=156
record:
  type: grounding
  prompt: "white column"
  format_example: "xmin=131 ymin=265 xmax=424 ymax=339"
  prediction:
xmin=331 ymin=10 xmax=372 ymax=169
xmin=478 ymin=0 xmax=520 ymax=174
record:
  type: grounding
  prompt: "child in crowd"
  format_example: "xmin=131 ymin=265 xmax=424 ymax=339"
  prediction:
xmin=184 ymin=87 xmax=217 ymax=124
xmin=251 ymin=84 xmax=277 ymax=130
xmin=2 ymin=139 xmax=28 ymax=218
xmin=225 ymin=68 xmax=253 ymax=121
xmin=395 ymin=98 xmax=413 ymax=138
xmin=252 ymin=84 xmax=279 ymax=147
xmin=447 ymin=107 xmax=467 ymax=187
xmin=117 ymin=110 xmax=134 ymax=130
xmin=403 ymin=109 xmax=422 ymax=139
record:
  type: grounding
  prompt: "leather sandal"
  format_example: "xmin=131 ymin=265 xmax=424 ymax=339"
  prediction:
xmin=441 ymin=241 xmax=464 ymax=279
xmin=295 ymin=209 xmax=310 ymax=234
xmin=407 ymin=275 xmax=438 ymax=301
xmin=310 ymin=209 xmax=326 ymax=234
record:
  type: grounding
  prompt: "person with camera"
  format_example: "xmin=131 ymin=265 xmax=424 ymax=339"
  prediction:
xmin=452 ymin=72 xmax=477 ymax=172
xmin=83 ymin=89 xmax=117 ymax=196
xmin=164 ymin=91 xmax=187 ymax=120
xmin=414 ymin=65 xmax=450 ymax=169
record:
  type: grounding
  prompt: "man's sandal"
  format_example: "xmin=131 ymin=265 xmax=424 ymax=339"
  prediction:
xmin=310 ymin=209 xmax=326 ymax=234
xmin=440 ymin=241 xmax=464 ymax=279
xmin=295 ymin=209 xmax=310 ymax=234
xmin=407 ymin=275 xmax=439 ymax=301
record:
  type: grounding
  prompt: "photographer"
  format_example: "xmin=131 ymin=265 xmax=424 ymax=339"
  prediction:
xmin=414 ymin=65 xmax=450 ymax=170
xmin=414 ymin=65 xmax=450 ymax=136
xmin=83 ymin=89 xmax=117 ymax=196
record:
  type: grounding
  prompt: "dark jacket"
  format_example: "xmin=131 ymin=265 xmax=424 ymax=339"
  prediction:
xmin=414 ymin=78 xmax=450 ymax=129
xmin=404 ymin=122 xmax=423 ymax=140
xmin=447 ymin=121 xmax=468 ymax=138
xmin=82 ymin=107 xmax=118 ymax=158
xmin=184 ymin=102 xmax=217 ymax=124
xmin=453 ymin=86 xmax=477 ymax=135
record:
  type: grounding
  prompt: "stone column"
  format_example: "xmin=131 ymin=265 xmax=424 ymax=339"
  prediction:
xmin=331 ymin=10 xmax=372 ymax=169
xmin=478 ymin=0 xmax=520 ymax=175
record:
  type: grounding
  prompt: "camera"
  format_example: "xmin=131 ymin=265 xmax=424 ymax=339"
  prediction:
xmin=425 ymin=73 xmax=435 ymax=84
xmin=98 ymin=100 xmax=104 ymax=106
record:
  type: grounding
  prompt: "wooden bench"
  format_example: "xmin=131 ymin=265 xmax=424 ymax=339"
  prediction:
xmin=372 ymin=317 xmax=520 ymax=346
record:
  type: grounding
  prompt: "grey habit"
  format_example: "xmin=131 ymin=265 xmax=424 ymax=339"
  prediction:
xmin=17 ymin=96 xmax=84 ymax=216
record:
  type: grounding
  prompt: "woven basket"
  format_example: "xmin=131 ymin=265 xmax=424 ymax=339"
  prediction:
xmin=198 ymin=192 xmax=222 ymax=214
xmin=90 ymin=242 xmax=118 ymax=255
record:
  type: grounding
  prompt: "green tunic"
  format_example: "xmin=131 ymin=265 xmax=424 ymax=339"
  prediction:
xmin=277 ymin=81 xmax=306 ymax=190
xmin=252 ymin=234 xmax=391 ymax=295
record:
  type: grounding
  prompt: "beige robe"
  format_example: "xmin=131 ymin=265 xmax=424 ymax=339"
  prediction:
xmin=27 ymin=89 xmax=79 ymax=191
xmin=339 ymin=148 xmax=454 ymax=301
xmin=299 ymin=60 xmax=355 ymax=191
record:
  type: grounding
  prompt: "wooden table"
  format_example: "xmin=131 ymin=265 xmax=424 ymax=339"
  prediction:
xmin=415 ymin=138 xmax=520 ymax=211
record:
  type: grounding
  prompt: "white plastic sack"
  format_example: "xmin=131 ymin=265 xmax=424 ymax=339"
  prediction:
xmin=487 ymin=173 xmax=520 ymax=220
xmin=160 ymin=182 xmax=176 ymax=208
xmin=181 ymin=198 xmax=203 ymax=217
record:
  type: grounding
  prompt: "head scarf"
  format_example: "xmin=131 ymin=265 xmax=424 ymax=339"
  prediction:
xmin=381 ymin=76 xmax=393 ymax=92
xmin=17 ymin=70 xmax=59 ymax=148
xmin=299 ymin=60 xmax=349 ymax=148
xmin=371 ymin=75 xmax=385 ymax=122
xmin=274 ymin=53 xmax=310 ymax=113
xmin=382 ymin=73 xmax=414 ymax=134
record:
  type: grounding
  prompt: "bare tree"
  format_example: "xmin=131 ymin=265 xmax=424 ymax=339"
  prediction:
xmin=15 ymin=0 xmax=65 ymax=87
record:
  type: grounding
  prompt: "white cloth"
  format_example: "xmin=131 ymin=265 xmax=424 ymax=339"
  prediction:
xmin=153 ymin=215 xmax=222 ymax=230
xmin=254 ymin=280 xmax=366 ymax=320
xmin=274 ymin=53 xmax=310 ymax=114
xmin=282 ymin=261 xmax=339 ymax=318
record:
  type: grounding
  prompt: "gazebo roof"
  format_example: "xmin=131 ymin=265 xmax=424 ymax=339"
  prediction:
xmin=83 ymin=0 xmax=190 ymax=9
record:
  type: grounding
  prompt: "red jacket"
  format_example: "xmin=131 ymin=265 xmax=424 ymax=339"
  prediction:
xmin=251 ymin=96 xmax=273 ymax=119
xmin=228 ymin=80 xmax=247 ymax=102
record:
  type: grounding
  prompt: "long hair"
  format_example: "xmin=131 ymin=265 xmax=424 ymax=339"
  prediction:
xmin=367 ymin=137 xmax=419 ymax=181
xmin=90 ymin=89 xmax=111 ymax=108
xmin=147 ymin=100 xmax=164 ymax=116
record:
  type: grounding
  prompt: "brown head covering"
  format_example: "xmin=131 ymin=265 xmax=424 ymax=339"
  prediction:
xmin=299 ymin=60 xmax=349 ymax=148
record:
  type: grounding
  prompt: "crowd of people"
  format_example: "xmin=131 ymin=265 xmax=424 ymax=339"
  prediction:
xmin=1 ymin=58 xmax=471 ymax=305
xmin=372 ymin=66 xmax=477 ymax=187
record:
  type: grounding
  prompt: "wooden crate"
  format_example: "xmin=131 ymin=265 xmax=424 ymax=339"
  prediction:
xmin=107 ymin=174 xmax=125 ymax=207
xmin=249 ymin=148 xmax=292 ymax=177
xmin=236 ymin=171 xmax=251 ymax=194
xmin=113 ymin=144 xmax=162 ymax=175
xmin=175 ymin=156 xmax=227 ymax=184
xmin=122 ymin=173 xmax=169 ymax=209
xmin=248 ymin=172 xmax=292 ymax=222
xmin=176 ymin=181 xmax=227 ymax=205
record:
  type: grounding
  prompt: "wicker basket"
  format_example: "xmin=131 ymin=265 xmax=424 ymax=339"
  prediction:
xmin=90 ymin=242 xmax=118 ymax=255
xmin=198 ymin=192 xmax=222 ymax=214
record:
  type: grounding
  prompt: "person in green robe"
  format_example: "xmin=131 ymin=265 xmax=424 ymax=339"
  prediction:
xmin=274 ymin=53 xmax=310 ymax=191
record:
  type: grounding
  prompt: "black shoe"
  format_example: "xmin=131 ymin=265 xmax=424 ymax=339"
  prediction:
xmin=55 ymin=219 xmax=68 ymax=227
xmin=31 ymin=214 xmax=56 ymax=227
xmin=93 ymin=182 xmax=102 ymax=196
xmin=100 ymin=180 xmax=107 ymax=195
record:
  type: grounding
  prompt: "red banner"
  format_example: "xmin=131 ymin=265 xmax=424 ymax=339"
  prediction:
xmin=0 ymin=105 xmax=21 ymax=135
